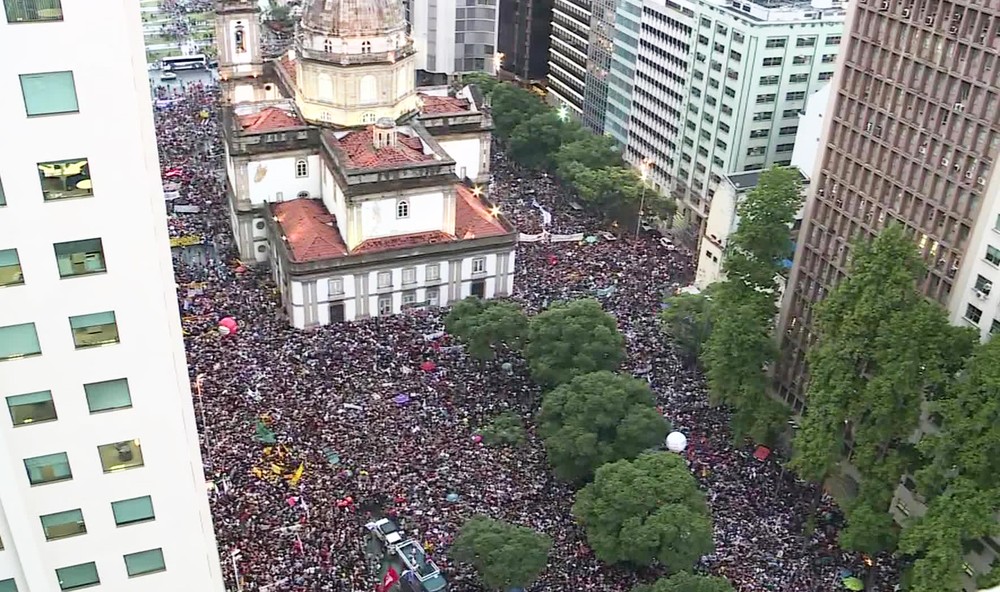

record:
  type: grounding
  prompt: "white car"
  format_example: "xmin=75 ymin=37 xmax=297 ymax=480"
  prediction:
xmin=365 ymin=518 xmax=403 ymax=547
xmin=160 ymin=72 xmax=177 ymax=81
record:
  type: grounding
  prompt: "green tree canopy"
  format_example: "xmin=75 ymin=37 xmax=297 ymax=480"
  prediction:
xmin=554 ymin=134 xmax=622 ymax=177
xmin=631 ymin=572 xmax=735 ymax=592
xmin=509 ymin=111 xmax=579 ymax=170
xmin=568 ymin=165 xmax=645 ymax=221
xmin=444 ymin=297 xmax=529 ymax=361
xmin=700 ymin=167 xmax=801 ymax=444
xmin=451 ymin=516 xmax=553 ymax=590
xmin=660 ymin=288 xmax=714 ymax=362
xmin=790 ymin=224 xmax=977 ymax=555
xmin=899 ymin=338 xmax=1000 ymax=592
xmin=461 ymin=72 xmax=499 ymax=96
xmin=525 ymin=298 xmax=625 ymax=387
xmin=480 ymin=410 xmax=527 ymax=447
xmin=490 ymin=83 xmax=546 ymax=138
xmin=573 ymin=452 xmax=714 ymax=569
xmin=537 ymin=371 xmax=668 ymax=482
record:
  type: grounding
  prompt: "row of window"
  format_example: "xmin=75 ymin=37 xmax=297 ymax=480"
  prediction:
xmin=755 ymin=91 xmax=809 ymax=104
xmin=0 ymin=157 xmax=94 ymax=206
xmin=24 ymin=443 xmax=145 ymax=485
xmin=0 ymin=238 xmax=107 ymax=288
xmin=0 ymin=548 xmax=165 ymax=592
xmin=759 ymin=72 xmax=834 ymax=86
xmin=0 ymin=310 xmax=120 ymax=361
xmin=7 ymin=377 xmax=132 ymax=426
xmin=3 ymin=0 xmax=63 ymax=23
xmin=356 ymin=259 xmax=487 ymax=291
xmin=38 ymin=495 xmax=154 ymax=541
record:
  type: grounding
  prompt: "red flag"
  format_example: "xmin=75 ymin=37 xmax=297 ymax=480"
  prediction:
xmin=377 ymin=567 xmax=400 ymax=592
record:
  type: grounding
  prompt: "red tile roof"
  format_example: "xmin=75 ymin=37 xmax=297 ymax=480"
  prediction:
xmin=278 ymin=54 xmax=298 ymax=86
xmin=239 ymin=107 xmax=302 ymax=132
xmin=272 ymin=199 xmax=348 ymax=262
xmin=353 ymin=231 xmax=456 ymax=254
xmin=454 ymin=184 xmax=510 ymax=240
xmin=328 ymin=128 xmax=436 ymax=170
xmin=419 ymin=93 xmax=472 ymax=115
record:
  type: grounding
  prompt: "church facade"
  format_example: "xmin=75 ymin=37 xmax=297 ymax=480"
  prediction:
xmin=214 ymin=0 xmax=513 ymax=328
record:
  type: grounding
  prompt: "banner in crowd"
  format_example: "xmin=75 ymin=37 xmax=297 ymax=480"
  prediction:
xmin=170 ymin=235 xmax=205 ymax=248
xmin=518 ymin=232 xmax=547 ymax=242
xmin=174 ymin=205 xmax=201 ymax=214
xmin=518 ymin=232 xmax=587 ymax=243
xmin=551 ymin=233 xmax=586 ymax=243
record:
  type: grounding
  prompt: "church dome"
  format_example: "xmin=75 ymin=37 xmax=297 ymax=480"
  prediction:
xmin=300 ymin=0 xmax=406 ymax=38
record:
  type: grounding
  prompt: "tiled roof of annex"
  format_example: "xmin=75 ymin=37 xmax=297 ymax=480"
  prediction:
xmin=278 ymin=53 xmax=298 ymax=86
xmin=238 ymin=107 xmax=303 ymax=132
xmin=325 ymin=128 xmax=437 ymax=170
xmin=272 ymin=186 xmax=512 ymax=264
xmin=418 ymin=93 xmax=472 ymax=115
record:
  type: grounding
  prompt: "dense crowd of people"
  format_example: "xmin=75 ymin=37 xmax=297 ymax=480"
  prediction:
xmin=153 ymin=64 xmax=897 ymax=592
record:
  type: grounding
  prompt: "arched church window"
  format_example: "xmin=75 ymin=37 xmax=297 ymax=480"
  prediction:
xmin=360 ymin=75 xmax=377 ymax=104
xmin=324 ymin=38 xmax=334 ymax=53
xmin=396 ymin=199 xmax=410 ymax=219
xmin=235 ymin=24 xmax=246 ymax=53
xmin=362 ymin=112 xmax=376 ymax=124
xmin=295 ymin=159 xmax=308 ymax=178
xmin=361 ymin=41 xmax=372 ymax=54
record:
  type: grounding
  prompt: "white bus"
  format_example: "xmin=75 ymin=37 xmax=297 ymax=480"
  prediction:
xmin=161 ymin=54 xmax=207 ymax=71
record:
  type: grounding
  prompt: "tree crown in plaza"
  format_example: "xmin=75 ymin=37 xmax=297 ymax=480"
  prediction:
xmin=660 ymin=287 xmax=715 ymax=363
xmin=524 ymin=298 xmax=626 ymax=387
xmin=451 ymin=516 xmax=553 ymax=591
xmin=790 ymin=224 xmax=977 ymax=555
xmin=537 ymin=370 xmax=668 ymax=483
xmin=631 ymin=572 xmax=735 ymax=592
xmin=572 ymin=452 xmax=714 ymax=569
xmin=900 ymin=337 xmax=1000 ymax=592
xmin=444 ymin=297 xmax=529 ymax=361
xmin=700 ymin=166 xmax=802 ymax=444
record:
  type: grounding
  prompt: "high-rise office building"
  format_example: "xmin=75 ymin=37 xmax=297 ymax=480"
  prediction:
xmin=0 ymin=2 xmax=226 ymax=592
xmin=626 ymin=0 xmax=844 ymax=241
xmin=581 ymin=0 xmax=617 ymax=132
xmin=408 ymin=0 xmax=500 ymax=76
xmin=497 ymin=0 xmax=554 ymax=81
xmin=604 ymin=0 xmax=641 ymax=146
xmin=776 ymin=0 xmax=1000 ymax=411
xmin=547 ymin=0 xmax=591 ymax=117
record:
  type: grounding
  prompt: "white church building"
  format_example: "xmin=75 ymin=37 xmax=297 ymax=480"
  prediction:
xmin=214 ymin=0 xmax=515 ymax=328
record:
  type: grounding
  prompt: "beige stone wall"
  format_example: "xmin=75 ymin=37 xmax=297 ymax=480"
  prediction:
xmin=296 ymin=56 xmax=419 ymax=126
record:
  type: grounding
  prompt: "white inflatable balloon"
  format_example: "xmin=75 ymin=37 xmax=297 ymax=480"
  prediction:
xmin=666 ymin=431 xmax=688 ymax=453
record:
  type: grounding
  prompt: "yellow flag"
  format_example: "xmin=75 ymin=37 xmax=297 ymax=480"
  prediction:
xmin=251 ymin=467 xmax=264 ymax=479
xmin=288 ymin=462 xmax=305 ymax=487
xmin=271 ymin=463 xmax=284 ymax=475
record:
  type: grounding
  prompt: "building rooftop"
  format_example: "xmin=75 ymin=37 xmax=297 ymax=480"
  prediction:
xmin=278 ymin=53 xmax=298 ymax=86
xmin=327 ymin=128 xmax=436 ymax=170
xmin=726 ymin=167 xmax=806 ymax=193
xmin=271 ymin=186 xmax=511 ymax=264
xmin=272 ymin=199 xmax=348 ymax=262
xmin=238 ymin=107 xmax=303 ymax=133
xmin=418 ymin=93 xmax=472 ymax=115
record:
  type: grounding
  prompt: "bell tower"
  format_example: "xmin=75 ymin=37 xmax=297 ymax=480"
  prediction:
xmin=215 ymin=0 xmax=264 ymax=103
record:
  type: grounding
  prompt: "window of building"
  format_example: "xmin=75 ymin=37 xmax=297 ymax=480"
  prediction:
xmin=966 ymin=303 xmax=983 ymax=324
xmin=786 ymin=91 xmax=806 ymax=101
xmin=426 ymin=286 xmax=440 ymax=306
xmin=775 ymin=143 xmax=795 ymax=152
xmin=378 ymin=296 xmax=392 ymax=316
xmin=729 ymin=50 xmax=741 ymax=62
xmin=362 ymin=112 xmax=376 ymax=124
xmin=995 ymin=214 xmax=1000 ymax=232
xmin=765 ymin=38 xmax=786 ymax=48
xmin=323 ymin=38 xmax=334 ymax=53
xmin=37 ymin=158 xmax=92 ymax=201
xmin=747 ymin=146 xmax=766 ymax=157
xmin=732 ymin=31 xmax=744 ymax=43
xmin=396 ymin=199 xmax=409 ymax=219
xmin=975 ymin=275 xmax=993 ymax=294
xmin=84 ymin=378 xmax=132 ymax=413
xmin=328 ymin=277 xmax=344 ymax=295
xmin=826 ymin=35 xmax=842 ymax=45
xmin=69 ymin=311 xmax=119 ymax=349
xmin=472 ymin=257 xmax=486 ymax=274
xmin=756 ymin=93 xmax=776 ymax=104
xmin=796 ymin=36 xmax=816 ymax=47
xmin=0 ymin=248 xmax=23 ymax=286
xmin=724 ymin=86 xmax=736 ymax=98
xmin=818 ymin=71 xmax=834 ymax=81
xmin=124 ymin=548 xmax=166 ymax=577
xmin=294 ymin=159 xmax=308 ymax=178
xmin=97 ymin=440 xmax=144 ymax=473
xmin=698 ymin=34 xmax=708 ymax=45
xmin=377 ymin=271 xmax=392 ymax=288
xmin=24 ymin=452 xmax=71 ymax=485
xmin=718 ymin=123 xmax=730 ymax=135
xmin=721 ymin=105 xmax=732 ymax=116
xmin=56 ymin=563 xmax=99 ymax=590
xmin=987 ymin=245 xmax=1000 ymax=266
xmin=821 ymin=54 xmax=836 ymax=63
xmin=361 ymin=40 xmax=371 ymax=54
xmin=40 ymin=509 xmax=86 ymax=540
xmin=789 ymin=73 xmax=809 ymax=83
xmin=7 ymin=390 xmax=56 ymax=425
xmin=4 ymin=0 xmax=63 ymax=22
xmin=708 ymin=78 xmax=720 ymax=89
xmin=425 ymin=264 xmax=440 ymax=281
xmin=715 ymin=138 xmax=728 ymax=150
xmin=759 ymin=75 xmax=779 ymax=86
xmin=401 ymin=290 xmax=417 ymax=306
xmin=753 ymin=111 xmax=773 ymax=121
xmin=0 ymin=175 xmax=5 ymax=206
xmin=402 ymin=267 xmax=416 ymax=285
xmin=782 ymin=109 xmax=801 ymax=119
xmin=54 ymin=238 xmax=106 ymax=277
xmin=750 ymin=129 xmax=770 ymax=139
xmin=793 ymin=55 xmax=812 ymax=65
xmin=112 ymin=496 xmax=155 ymax=526
xmin=234 ymin=24 xmax=246 ymax=52
xmin=992 ymin=319 xmax=1000 ymax=335
xmin=703 ymin=112 xmax=714 ymax=124
xmin=0 ymin=578 xmax=15 ymax=592
xmin=0 ymin=323 xmax=41 ymax=361
xmin=779 ymin=126 xmax=798 ymax=135
xmin=20 ymin=71 xmax=78 ymax=117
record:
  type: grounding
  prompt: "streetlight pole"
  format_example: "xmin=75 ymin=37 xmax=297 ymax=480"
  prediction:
xmin=230 ymin=548 xmax=243 ymax=592
xmin=195 ymin=374 xmax=211 ymax=466
xmin=635 ymin=158 xmax=651 ymax=240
